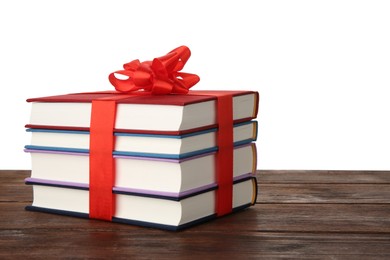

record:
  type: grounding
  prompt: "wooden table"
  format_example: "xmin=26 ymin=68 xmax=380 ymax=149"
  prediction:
xmin=1 ymin=170 xmax=389 ymax=259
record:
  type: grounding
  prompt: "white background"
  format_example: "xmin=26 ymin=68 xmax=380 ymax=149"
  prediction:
xmin=1 ymin=0 xmax=389 ymax=170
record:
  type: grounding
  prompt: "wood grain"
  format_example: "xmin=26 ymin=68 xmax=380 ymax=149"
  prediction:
xmin=256 ymin=170 xmax=390 ymax=184
xmin=0 ymin=170 xmax=31 ymax=203
xmin=1 ymin=170 xmax=390 ymax=259
xmin=258 ymin=184 xmax=390 ymax=203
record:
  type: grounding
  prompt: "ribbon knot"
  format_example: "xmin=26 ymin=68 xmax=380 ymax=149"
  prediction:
xmin=109 ymin=46 xmax=200 ymax=95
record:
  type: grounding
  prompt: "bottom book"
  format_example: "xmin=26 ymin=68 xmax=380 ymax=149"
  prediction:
xmin=26 ymin=177 xmax=258 ymax=231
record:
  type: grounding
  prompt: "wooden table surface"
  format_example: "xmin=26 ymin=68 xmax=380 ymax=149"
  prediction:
xmin=1 ymin=170 xmax=389 ymax=259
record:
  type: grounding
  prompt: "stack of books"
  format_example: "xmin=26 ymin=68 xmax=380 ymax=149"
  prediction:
xmin=24 ymin=90 xmax=259 ymax=230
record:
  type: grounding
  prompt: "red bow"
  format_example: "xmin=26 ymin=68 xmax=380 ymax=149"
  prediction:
xmin=109 ymin=46 xmax=200 ymax=95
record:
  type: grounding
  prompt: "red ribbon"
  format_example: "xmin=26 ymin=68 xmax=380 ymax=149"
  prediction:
xmin=215 ymin=95 xmax=234 ymax=216
xmin=89 ymin=94 xmax=136 ymax=221
xmin=89 ymin=47 xmax=235 ymax=221
xmin=89 ymin=100 xmax=116 ymax=221
xmin=191 ymin=91 xmax=234 ymax=216
xmin=108 ymin=46 xmax=200 ymax=95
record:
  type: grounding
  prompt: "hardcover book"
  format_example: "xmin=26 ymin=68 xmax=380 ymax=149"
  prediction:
xmin=26 ymin=177 xmax=257 ymax=230
xmin=25 ymin=121 xmax=257 ymax=159
xmin=26 ymin=90 xmax=259 ymax=135
xmin=25 ymin=143 xmax=256 ymax=197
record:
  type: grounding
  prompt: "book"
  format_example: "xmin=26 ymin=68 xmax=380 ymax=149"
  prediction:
xmin=25 ymin=177 xmax=257 ymax=230
xmin=25 ymin=143 xmax=256 ymax=197
xmin=26 ymin=91 xmax=259 ymax=134
xmin=25 ymin=121 xmax=257 ymax=159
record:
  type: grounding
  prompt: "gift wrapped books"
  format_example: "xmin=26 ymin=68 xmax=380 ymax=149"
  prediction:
xmin=24 ymin=46 xmax=259 ymax=230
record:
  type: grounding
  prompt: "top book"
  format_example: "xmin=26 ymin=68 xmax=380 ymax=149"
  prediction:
xmin=26 ymin=90 xmax=259 ymax=134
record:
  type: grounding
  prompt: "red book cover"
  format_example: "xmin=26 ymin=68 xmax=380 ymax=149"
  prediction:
xmin=27 ymin=90 xmax=257 ymax=105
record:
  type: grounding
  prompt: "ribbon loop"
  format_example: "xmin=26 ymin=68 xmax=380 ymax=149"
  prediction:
xmin=109 ymin=46 xmax=200 ymax=95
